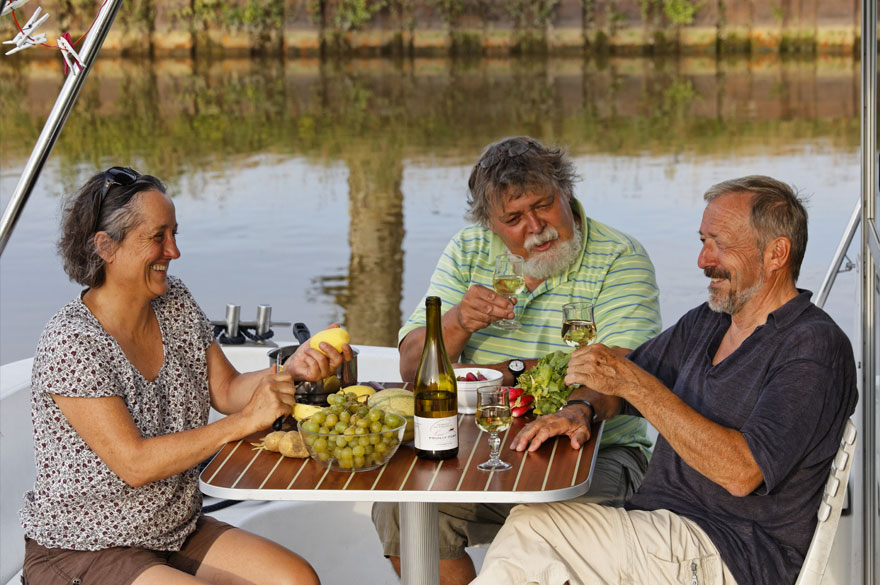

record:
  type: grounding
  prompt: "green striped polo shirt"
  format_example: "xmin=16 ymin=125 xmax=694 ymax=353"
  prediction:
xmin=399 ymin=199 xmax=662 ymax=454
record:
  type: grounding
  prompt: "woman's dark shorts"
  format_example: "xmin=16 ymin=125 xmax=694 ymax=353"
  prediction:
xmin=22 ymin=515 xmax=235 ymax=585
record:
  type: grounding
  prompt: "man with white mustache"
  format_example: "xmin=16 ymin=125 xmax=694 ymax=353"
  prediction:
xmin=371 ymin=136 xmax=663 ymax=584
xmin=472 ymin=176 xmax=858 ymax=585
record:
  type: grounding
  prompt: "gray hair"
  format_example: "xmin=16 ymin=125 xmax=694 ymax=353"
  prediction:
xmin=703 ymin=175 xmax=808 ymax=281
xmin=466 ymin=136 xmax=580 ymax=227
xmin=57 ymin=169 xmax=167 ymax=288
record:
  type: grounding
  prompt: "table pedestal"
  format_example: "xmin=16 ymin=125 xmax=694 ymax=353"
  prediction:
xmin=400 ymin=501 xmax=440 ymax=585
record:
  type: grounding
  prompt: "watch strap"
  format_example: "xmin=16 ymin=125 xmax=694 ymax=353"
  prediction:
xmin=564 ymin=399 xmax=597 ymax=424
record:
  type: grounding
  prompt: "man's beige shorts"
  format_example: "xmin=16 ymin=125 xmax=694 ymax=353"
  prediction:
xmin=472 ymin=502 xmax=738 ymax=585
xmin=371 ymin=445 xmax=648 ymax=560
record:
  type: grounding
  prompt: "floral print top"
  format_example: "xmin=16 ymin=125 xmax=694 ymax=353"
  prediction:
xmin=20 ymin=276 xmax=215 ymax=551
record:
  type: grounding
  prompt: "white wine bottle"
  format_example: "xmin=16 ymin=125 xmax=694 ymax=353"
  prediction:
xmin=413 ymin=296 xmax=459 ymax=460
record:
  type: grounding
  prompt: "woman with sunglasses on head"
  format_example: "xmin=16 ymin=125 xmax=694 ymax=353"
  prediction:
xmin=19 ymin=168 xmax=347 ymax=585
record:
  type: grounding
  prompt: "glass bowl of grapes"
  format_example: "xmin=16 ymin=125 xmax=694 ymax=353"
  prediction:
xmin=454 ymin=367 xmax=503 ymax=414
xmin=297 ymin=391 xmax=406 ymax=472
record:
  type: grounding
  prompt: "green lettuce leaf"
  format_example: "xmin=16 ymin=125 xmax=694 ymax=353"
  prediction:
xmin=516 ymin=351 xmax=577 ymax=415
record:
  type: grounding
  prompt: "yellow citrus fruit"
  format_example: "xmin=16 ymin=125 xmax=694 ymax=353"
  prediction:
xmin=309 ymin=328 xmax=350 ymax=355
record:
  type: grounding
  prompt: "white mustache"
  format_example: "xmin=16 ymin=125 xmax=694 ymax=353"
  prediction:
xmin=524 ymin=227 xmax=559 ymax=251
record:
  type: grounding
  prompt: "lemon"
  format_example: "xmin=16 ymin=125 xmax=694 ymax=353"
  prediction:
xmin=293 ymin=403 xmax=323 ymax=421
xmin=309 ymin=327 xmax=350 ymax=355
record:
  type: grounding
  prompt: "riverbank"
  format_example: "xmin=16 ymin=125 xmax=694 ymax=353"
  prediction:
xmin=0 ymin=0 xmax=862 ymax=58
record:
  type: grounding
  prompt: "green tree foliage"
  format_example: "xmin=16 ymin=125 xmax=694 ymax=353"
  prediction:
xmin=663 ymin=0 xmax=701 ymax=27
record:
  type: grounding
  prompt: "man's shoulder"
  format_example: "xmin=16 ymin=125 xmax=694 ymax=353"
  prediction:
xmin=450 ymin=224 xmax=493 ymax=248
xmin=780 ymin=298 xmax=854 ymax=355
xmin=584 ymin=216 xmax=650 ymax=257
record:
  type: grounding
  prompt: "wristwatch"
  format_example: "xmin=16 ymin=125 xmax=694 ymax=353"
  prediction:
xmin=564 ymin=399 xmax=598 ymax=424
xmin=507 ymin=359 xmax=525 ymax=384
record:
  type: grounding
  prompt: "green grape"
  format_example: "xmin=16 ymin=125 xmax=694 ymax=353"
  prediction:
xmin=384 ymin=413 xmax=403 ymax=428
xmin=301 ymin=392 xmax=406 ymax=470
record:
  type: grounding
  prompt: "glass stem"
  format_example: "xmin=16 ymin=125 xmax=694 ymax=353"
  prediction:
xmin=488 ymin=432 xmax=501 ymax=463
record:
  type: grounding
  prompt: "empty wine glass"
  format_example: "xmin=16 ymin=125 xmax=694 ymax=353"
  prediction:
xmin=492 ymin=253 xmax=525 ymax=330
xmin=562 ymin=302 xmax=596 ymax=347
xmin=475 ymin=386 xmax=513 ymax=471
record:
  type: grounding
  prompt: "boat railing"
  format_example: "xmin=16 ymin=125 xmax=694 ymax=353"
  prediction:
xmin=814 ymin=200 xmax=861 ymax=310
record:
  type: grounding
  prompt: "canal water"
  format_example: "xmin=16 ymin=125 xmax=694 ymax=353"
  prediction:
xmin=0 ymin=55 xmax=861 ymax=364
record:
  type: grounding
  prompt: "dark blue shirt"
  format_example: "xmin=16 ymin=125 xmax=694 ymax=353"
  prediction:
xmin=624 ymin=290 xmax=857 ymax=585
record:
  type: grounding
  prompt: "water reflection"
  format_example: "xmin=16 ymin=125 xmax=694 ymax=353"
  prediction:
xmin=0 ymin=56 xmax=861 ymax=358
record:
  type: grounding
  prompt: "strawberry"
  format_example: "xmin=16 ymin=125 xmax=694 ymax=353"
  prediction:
xmin=465 ymin=372 xmax=477 ymax=382
xmin=476 ymin=372 xmax=487 ymax=381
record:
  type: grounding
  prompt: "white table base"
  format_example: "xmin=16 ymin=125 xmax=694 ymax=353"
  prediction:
xmin=400 ymin=502 xmax=440 ymax=585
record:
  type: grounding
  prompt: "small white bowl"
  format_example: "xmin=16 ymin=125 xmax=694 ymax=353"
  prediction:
xmin=454 ymin=367 xmax=504 ymax=414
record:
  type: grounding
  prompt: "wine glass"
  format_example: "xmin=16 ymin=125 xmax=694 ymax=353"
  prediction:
xmin=492 ymin=253 xmax=525 ymax=330
xmin=475 ymin=386 xmax=513 ymax=471
xmin=562 ymin=302 xmax=597 ymax=347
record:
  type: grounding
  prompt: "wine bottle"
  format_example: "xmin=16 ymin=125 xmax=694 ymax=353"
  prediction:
xmin=413 ymin=296 xmax=459 ymax=460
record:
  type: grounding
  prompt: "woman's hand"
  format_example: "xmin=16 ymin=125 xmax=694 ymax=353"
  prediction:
xmin=237 ymin=369 xmax=298 ymax=432
xmin=284 ymin=326 xmax=354 ymax=382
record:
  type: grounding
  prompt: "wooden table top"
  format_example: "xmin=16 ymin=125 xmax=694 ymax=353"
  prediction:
xmin=201 ymin=404 xmax=603 ymax=504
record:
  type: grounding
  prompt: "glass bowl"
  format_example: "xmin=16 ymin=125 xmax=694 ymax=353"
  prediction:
xmin=297 ymin=413 xmax=406 ymax=472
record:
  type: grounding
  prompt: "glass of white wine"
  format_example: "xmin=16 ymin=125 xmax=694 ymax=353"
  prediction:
xmin=475 ymin=386 xmax=513 ymax=471
xmin=492 ymin=253 xmax=525 ymax=330
xmin=562 ymin=302 xmax=597 ymax=347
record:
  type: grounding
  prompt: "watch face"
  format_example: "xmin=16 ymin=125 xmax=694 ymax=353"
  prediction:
xmin=509 ymin=359 xmax=525 ymax=372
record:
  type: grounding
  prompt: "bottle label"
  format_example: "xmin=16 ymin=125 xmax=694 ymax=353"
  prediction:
xmin=413 ymin=415 xmax=459 ymax=450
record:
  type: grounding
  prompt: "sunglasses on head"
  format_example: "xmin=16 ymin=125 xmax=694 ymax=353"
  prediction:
xmin=478 ymin=141 xmax=531 ymax=170
xmin=93 ymin=166 xmax=141 ymax=233
xmin=100 ymin=166 xmax=141 ymax=202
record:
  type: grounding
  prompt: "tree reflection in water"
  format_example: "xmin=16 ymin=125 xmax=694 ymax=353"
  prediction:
xmin=0 ymin=56 xmax=860 ymax=352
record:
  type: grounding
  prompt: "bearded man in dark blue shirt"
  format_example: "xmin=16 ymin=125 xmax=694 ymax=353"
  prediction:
xmin=471 ymin=175 xmax=858 ymax=585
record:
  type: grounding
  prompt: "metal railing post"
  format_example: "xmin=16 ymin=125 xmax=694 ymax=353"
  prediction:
xmin=860 ymin=0 xmax=878 ymax=583
xmin=0 ymin=0 xmax=125 ymax=256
